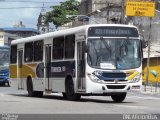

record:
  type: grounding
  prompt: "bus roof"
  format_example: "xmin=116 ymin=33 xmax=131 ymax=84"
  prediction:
xmin=11 ymin=24 xmax=138 ymax=45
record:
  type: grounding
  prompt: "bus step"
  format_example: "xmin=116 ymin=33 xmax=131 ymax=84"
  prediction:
xmin=45 ymin=89 xmax=52 ymax=94
xmin=77 ymin=89 xmax=86 ymax=93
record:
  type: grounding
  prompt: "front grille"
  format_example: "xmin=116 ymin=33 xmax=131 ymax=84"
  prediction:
xmin=106 ymin=85 xmax=126 ymax=89
xmin=0 ymin=74 xmax=5 ymax=76
xmin=103 ymin=79 xmax=127 ymax=82
xmin=0 ymin=71 xmax=8 ymax=76
xmin=102 ymin=72 xmax=126 ymax=78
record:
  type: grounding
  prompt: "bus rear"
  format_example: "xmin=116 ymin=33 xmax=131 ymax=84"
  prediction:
xmin=84 ymin=25 xmax=142 ymax=102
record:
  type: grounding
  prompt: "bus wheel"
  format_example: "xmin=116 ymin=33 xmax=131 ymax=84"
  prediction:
xmin=27 ymin=78 xmax=43 ymax=97
xmin=62 ymin=92 xmax=67 ymax=99
xmin=111 ymin=93 xmax=127 ymax=103
xmin=7 ymin=81 xmax=10 ymax=87
xmin=27 ymin=78 xmax=34 ymax=97
xmin=34 ymin=91 xmax=43 ymax=97
xmin=65 ymin=79 xmax=81 ymax=101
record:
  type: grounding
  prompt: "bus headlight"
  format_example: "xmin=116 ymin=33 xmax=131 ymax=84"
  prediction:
xmin=87 ymin=73 xmax=102 ymax=83
xmin=129 ymin=74 xmax=141 ymax=83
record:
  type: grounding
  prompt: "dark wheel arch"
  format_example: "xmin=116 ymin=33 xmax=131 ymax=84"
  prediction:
xmin=64 ymin=76 xmax=81 ymax=101
xmin=27 ymin=76 xmax=43 ymax=97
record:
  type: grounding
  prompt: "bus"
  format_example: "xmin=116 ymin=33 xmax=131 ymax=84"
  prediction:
xmin=10 ymin=24 xmax=145 ymax=102
xmin=0 ymin=45 xmax=10 ymax=86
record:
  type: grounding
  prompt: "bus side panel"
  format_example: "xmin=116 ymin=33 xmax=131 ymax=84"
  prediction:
xmin=51 ymin=78 xmax=65 ymax=92
xmin=10 ymin=64 xmax=17 ymax=78
xmin=33 ymin=78 xmax=44 ymax=91
xmin=50 ymin=61 xmax=76 ymax=92
xmin=18 ymin=63 xmax=44 ymax=91
xmin=25 ymin=63 xmax=44 ymax=91
xmin=9 ymin=64 xmax=18 ymax=88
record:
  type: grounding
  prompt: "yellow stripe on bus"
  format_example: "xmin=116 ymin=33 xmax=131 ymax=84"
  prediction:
xmin=127 ymin=71 xmax=139 ymax=80
xmin=9 ymin=65 xmax=17 ymax=78
xmin=9 ymin=64 xmax=37 ymax=78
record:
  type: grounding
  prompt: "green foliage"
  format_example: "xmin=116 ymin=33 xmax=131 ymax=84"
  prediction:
xmin=46 ymin=0 xmax=80 ymax=27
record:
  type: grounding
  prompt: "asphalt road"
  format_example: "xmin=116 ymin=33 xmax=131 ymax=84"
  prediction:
xmin=0 ymin=86 xmax=160 ymax=114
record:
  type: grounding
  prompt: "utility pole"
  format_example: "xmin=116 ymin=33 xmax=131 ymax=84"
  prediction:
xmin=145 ymin=0 xmax=155 ymax=88
xmin=145 ymin=17 xmax=152 ymax=86
xmin=121 ymin=0 xmax=125 ymax=24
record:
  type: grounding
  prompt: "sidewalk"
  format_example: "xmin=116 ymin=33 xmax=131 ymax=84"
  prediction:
xmin=140 ymin=85 xmax=160 ymax=96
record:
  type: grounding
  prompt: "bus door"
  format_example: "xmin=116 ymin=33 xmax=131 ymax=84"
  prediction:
xmin=44 ymin=44 xmax=52 ymax=91
xmin=77 ymin=41 xmax=86 ymax=91
xmin=17 ymin=49 xmax=24 ymax=89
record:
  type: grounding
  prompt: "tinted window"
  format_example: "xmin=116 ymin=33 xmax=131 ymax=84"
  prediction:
xmin=53 ymin=37 xmax=64 ymax=59
xmin=10 ymin=45 xmax=17 ymax=64
xmin=25 ymin=42 xmax=33 ymax=62
xmin=65 ymin=35 xmax=75 ymax=59
xmin=34 ymin=40 xmax=43 ymax=61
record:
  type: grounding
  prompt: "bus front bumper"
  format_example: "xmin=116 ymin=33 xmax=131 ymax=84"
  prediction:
xmin=85 ymin=79 xmax=142 ymax=94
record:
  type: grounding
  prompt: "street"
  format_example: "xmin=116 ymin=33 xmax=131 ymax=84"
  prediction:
xmin=0 ymin=86 xmax=160 ymax=114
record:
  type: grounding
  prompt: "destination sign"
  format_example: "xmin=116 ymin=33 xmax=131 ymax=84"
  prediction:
xmin=88 ymin=27 xmax=139 ymax=37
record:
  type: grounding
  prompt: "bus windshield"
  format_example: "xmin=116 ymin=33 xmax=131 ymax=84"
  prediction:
xmin=87 ymin=38 xmax=141 ymax=70
xmin=0 ymin=47 xmax=9 ymax=70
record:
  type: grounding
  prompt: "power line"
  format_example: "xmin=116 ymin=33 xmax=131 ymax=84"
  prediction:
xmin=0 ymin=0 xmax=62 ymax=3
xmin=0 ymin=6 xmax=50 ymax=9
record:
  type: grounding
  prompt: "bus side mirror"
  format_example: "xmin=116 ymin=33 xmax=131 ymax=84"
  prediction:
xmin=142 ymin=40 xmax=148 ymax=48
xmin=140 ymin=35 xmax=148 ymax=48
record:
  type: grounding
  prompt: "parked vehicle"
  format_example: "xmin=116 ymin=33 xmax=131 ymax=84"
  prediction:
xmin=0 ymin=46 xmax=10 ymax=86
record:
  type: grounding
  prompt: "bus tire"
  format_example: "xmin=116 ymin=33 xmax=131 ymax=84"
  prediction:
xmin=111 ymin=93 xmax=126 ymax=103
xmin=62 ymin=92 xmax=67 ymax=99
xmin=27 ymin=78 xmax=34 ymax=97
xmin=6 ymin=81 xmax=10 ymax=87
xmin=34 ymin=91 xmax=43 ymax=97
xmin=65 ymin=78 xmax=81 ymax=101
xmin=27 ymin=78 xmax=43 ymax=97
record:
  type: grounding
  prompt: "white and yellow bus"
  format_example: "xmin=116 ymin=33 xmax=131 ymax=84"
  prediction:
xmin=10 ymin=24 xmax=144 ymax=102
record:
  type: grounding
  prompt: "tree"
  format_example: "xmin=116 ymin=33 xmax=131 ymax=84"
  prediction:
xmin=46 ymin=0 xmax=80 ymax=28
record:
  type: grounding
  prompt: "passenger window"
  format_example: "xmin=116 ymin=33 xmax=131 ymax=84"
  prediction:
xmin=25 ymin=42 xmax=33 ymax=62
xmin=10 ymin=45 xmax=17 ymax=64
xmin=53 ymin=37 xmax=64 ymax=59
xmin=65 ymin=35 xmax=75 ymax=59
xmin=34 ymin=40 xmax=43 ymax=61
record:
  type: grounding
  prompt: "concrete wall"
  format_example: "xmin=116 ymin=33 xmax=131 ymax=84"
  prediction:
xmin=79 ymin=0 xmax=121 ymax=15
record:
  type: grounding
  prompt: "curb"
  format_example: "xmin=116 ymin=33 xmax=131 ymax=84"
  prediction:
xmin=140 ymin=85 xmax=160 ymax=96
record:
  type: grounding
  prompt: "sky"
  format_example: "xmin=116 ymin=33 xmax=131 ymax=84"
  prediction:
xmin=0 ymin=0 xmax=66 ymax=29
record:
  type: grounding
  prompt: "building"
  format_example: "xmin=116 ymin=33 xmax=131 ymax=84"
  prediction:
xmin=0 ymin=29 xmax=20 ymax=46
xmin=79 ymin=0 xmax=121 ymax=15
xmin=37 ymin=5 xmax=49 ymax=34
xmin=3 ymin=27 xmax=39 ymax=38
xmin=57 ymin=1 xmax=122 ymax=30
xmin=0 ymin=21 xmax=39 ymax=46
xmin=2 ymin=21 xmax=39 ymax=38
